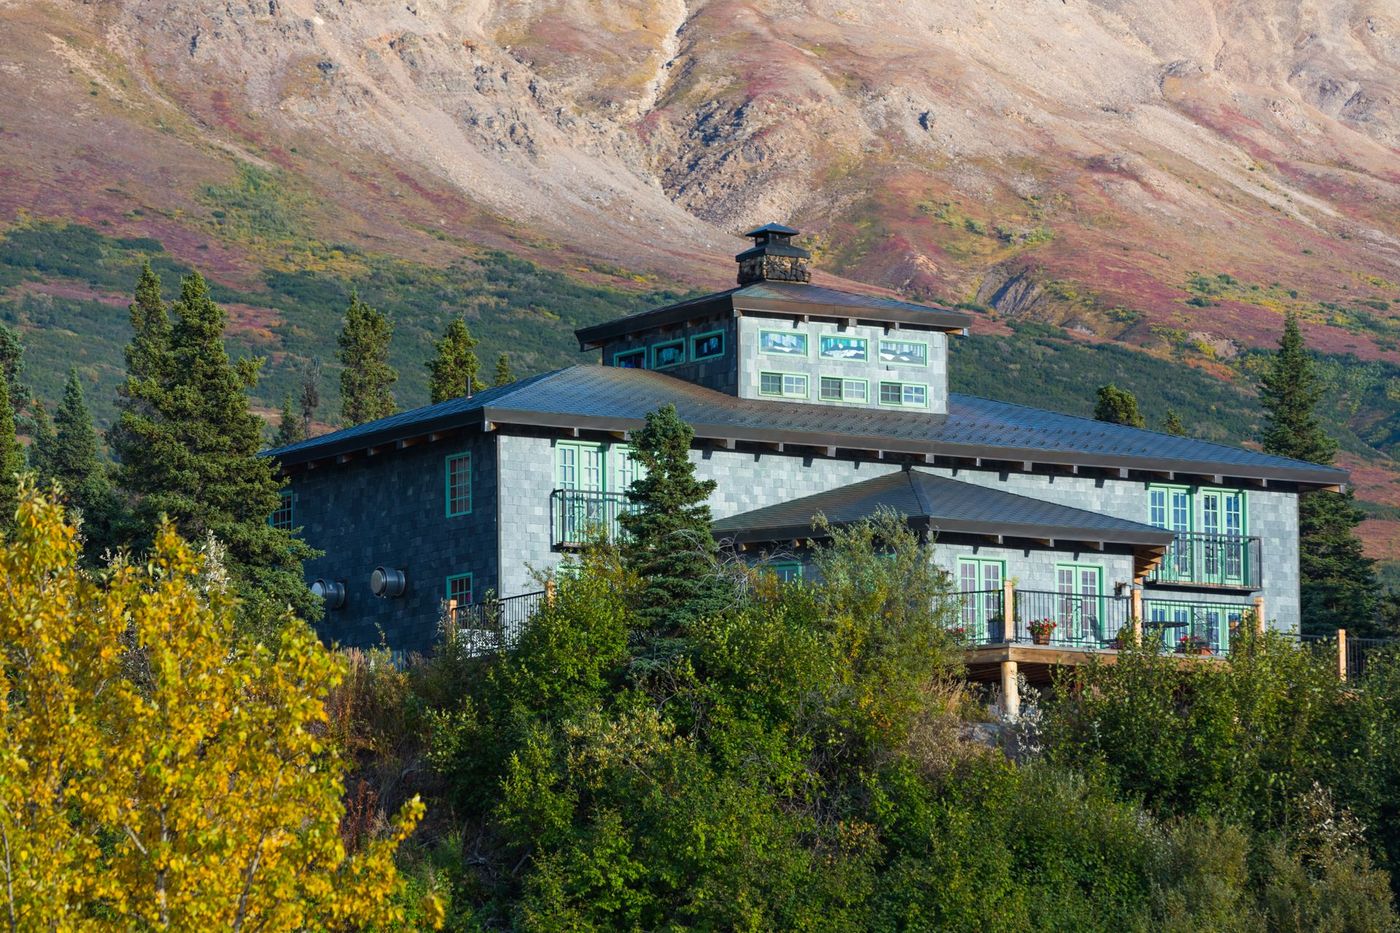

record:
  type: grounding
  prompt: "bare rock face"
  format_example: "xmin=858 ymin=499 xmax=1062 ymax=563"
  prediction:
xmin=3 ymin=0 xmax=1399 ymax=357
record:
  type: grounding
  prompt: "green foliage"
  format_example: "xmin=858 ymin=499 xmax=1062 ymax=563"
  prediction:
xmin=1260 ymin=311 xmax=1336 ymax=464
xmin=426 ymin=317 xmax=482 ymax=403
xmin=619 ymin=404 xmax=730 ymax=633
xmin=48 ymin=370 xmax=118 ymax=555
xmin=272 ymin=390 xmax=305 ymax=448
xmin=1094 ymin=382 xmax=1146 ymax=427
xmin=494 ymin=352 xmax=514 ymax=386
xmin=112 ymin=269 xmax=319 ymax=634
xmin=0 ymin=377 xmax=23 ymax=524
xmin=1163 ymin=408 xmax=1186 ymax=436
xmin=337 ymin=293 xmax=398 ymax=425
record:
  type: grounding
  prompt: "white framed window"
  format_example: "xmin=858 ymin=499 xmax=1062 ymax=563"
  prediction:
xmin=759 ymin=371 xmax=808 ymax=399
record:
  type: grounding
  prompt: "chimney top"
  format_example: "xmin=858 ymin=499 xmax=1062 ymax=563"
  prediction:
xmin=736 ymin=222 xmax=811 ymax=285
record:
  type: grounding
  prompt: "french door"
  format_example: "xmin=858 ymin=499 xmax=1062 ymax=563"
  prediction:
xmin=1200 ymin=490 xmax=1245 ymax=586
xmin=556 ymin=443 xmax=605 ymax=543
xmin=1055 ymin=564 xmax=1104 ymax=645
xmin=957 ymin=558 xmax=1004 ymax=643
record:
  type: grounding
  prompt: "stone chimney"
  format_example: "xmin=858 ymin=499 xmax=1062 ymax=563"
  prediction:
xmin=736 ymin=223 xmax=811 ymax=286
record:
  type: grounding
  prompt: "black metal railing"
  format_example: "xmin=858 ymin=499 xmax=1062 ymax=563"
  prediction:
xmin=550 ymin=489 xmax=637 ymax=548
xmin=1345 ymin=636 xmax=1397 ymax=684
xmin=953 ymin=589 xmax=1006 ymax=645
xmin=1148 ymin=533 xmax=1262 ymax=590
xmin=1141 ymin=599 xmax=1254 ymax=654
xmin=1014 ymin=590 xmax=1133 ymax=649
xmin=448 ymin=590 xmax=545 ymax=654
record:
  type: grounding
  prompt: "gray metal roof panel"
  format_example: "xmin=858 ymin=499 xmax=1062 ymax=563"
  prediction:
xmin=711 ymin=470 xmax=1177 ymax=545
xmin=266 ymin=365 xmax=1349 ymax=487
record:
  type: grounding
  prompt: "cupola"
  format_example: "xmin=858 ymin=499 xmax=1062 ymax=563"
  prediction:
xmin=735 ymin=223 xmax=811 ymax=285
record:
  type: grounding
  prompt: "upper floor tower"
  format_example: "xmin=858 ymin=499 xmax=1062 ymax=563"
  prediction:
xmin=575 ymin=225 xmax=970 ymax=416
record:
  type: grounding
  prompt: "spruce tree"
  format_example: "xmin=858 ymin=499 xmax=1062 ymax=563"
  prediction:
xmin=299 ymin=356 xmax=322 ymax=437
xmin=28 ymin=401 xmax=56 ymax=482
xmin=1163 ymin=409 xmax=1186 ymax=436
xmin=0 ymin=376 xmax=24 ymax=524
xmin=1258 ymin=311 xmax=1376 ymax=632
xmin=619 ymin=404 xmax=730 ymax=632
xmin=427 ymin=317 xmax=483 ymax=403
xmin=1094 ymin=384 xmax=1146 ymax=428
xmin=494 ymin=353 xmax=515 ymax=387
xmin=50 ymin=370 xmax=117 ymax=553
xmin=113 ymin=270 xmax=318 ymax=634
xmin=336 ymin=294 xmax=397 ymax=425
xmin=272 ymin=392 xmax=306 ymax=448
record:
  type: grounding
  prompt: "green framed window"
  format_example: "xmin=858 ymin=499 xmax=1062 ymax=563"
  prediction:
xmin=878 ymin=381 xmax=929 ymax=407
xmin=691 ymin=330 xmax=725 ymax=361
xmin=615 ymin=444 xmax=646 ymax=493
xmin=651 ymin=339 xmax=685 ymax=369
xmin=444 ymin=452 xmax=472 ymax=516
xmin=1054 ymin=563 xmax=1105 ymax=645
xmin=819 ymin=334 xmax=868 ymax=361
xmin=614 ymin=348 xmax=646 ymax=369
xmin=446 ymin=572 xmax=473 ymax=609
xmin=879 ymin=338 xmax=928 ymax=366
xmin=759 ymin=371 xmax=808 ymax=398
xmin=758 ymin=329 xmax=808 ymax=357
xmin=556 ymin=441 xmax=605 ymax=492
xmin=818 ymin=376 xmax=869 ymax=403
xmin=269 ymin=490 xmax=295 ymax=530
xmin=767 ymin=561 xmax=804 ymax=583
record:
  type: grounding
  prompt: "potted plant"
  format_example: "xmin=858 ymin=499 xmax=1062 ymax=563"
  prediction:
xmin=1028 ymin=618 xmax=1056 ymax=645
xmin=1178 ymin=634 xmax=1212 ymax=656
xmin=948 ymin=625 xmax=967 ymax=643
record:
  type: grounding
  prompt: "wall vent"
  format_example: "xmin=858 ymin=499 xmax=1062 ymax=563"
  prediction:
xmin=370 ymin=567 xmax=407 ymax=599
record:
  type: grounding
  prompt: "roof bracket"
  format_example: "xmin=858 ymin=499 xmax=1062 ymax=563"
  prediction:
xmin=1022 ymin=461 xmax=1034 ymax=473
xmin=1118 ymin=467 xmax=1130 ymax=479
xmin=824 ymin=446 xmax=837 ymax=458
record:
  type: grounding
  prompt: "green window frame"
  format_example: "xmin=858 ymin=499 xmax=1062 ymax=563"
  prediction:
xmin=878 ymin=338 xmax=929 ymax=366
xmin=614 ymin=348 xmax=646 ymax=369
xmin=957 ymin=557 xmax=1005 ymax=641
xmin=818 ymin=376 xmax=869 ymax=403
xmin=819 ymin=334 xmax=868 ymax=361
xmin=878 ymin=381 xmax=929 ymax=407
xmin=767 ymin=561 xmax=804 ymax=583
xmin=759 ymin=371 xmax=808 ymax=399
xmin=758 ymin=329 xmax=808 ymax=357
xmin=445 ymin=452 xmax=472 ymax=517
xmin=445 ymin=572 xmax=473 ymax=609
xmin=691 ymin=329 xmax=725 ymax=361
xmin=269 ymin=490 xmax=295 ymax=530
xmin=556 ymin=441 xmax=606 ymax=492
xmin=651 ymin=339 xmax=686 ymax=369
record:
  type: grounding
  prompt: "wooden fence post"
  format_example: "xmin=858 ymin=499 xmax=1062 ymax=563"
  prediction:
xmin=1003 ymin=579 xmax=1016 ymax=642
xmin=1338 ymin=628 xmax=1348 ymax=682
xmin=1253 ymin=595 xmax=1266 ymax=634
xmin=1131 ymin=587 xmax=1143 ymax=642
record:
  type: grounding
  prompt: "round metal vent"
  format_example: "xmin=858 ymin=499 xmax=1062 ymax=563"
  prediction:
xmin=311 ymin=579 xmax=346 ymax=610
xmin=370 ymin=567 xmax=407 ymax=599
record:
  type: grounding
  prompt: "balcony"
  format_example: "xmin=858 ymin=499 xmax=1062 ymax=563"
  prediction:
xmin=1147 ymin=532 xmax=1261 ymax=591
xmin=550 ymin=489 xmax=637 ymax=549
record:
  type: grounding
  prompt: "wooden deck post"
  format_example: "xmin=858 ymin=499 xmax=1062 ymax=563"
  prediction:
xmin=1130 ymin=587 xmax=1143 ymax=642
xmin=1253 ymin=595 xmax=1266 ymax=633
xmin=545 ymin=578 xmax=557 ymax=606
xmin=1338 ymin=628 xmax=1348 ymax=682
xmin=1002 ymin=579 xmax=1016 ymax=642
xmin=1001 ymin=660 xmax=1020 ymax=720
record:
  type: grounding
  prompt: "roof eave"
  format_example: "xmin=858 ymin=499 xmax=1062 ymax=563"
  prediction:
xmin=713 ymin=515 xmax=1175 ymax=549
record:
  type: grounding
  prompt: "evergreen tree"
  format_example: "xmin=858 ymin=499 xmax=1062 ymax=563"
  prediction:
xmin=299 ymin=356 xmax=322 ymax=437
xmin=427 ymin=317 xmax=482 ymax=403
xmin=28 ymin=401 xmax=56 ymax=481
xmin=272 ymin=392 xmax=306 ymax=448
xmin=494 ymin=353 xmax=515 ymax=387
xmin=1258 ymin=311 xmax=1376 ymax=632
xmin=123 ymin=262 xmax=173 ymax=388
xmin=336 ymin=294 xmax=397 ymax=425
xmin=50 ymin=370 xmax=118 ymax=554
xmin=0 ymin=376 xmax=24 ymax=524
xmin=619 ymin=404 xmax=730 ymax=633
xmin=113 ymin=270 xmax=318 ymax=634
xmin=1094 ymin=384 xmax=1146 ymax=428
xmin=1163 ymin=409 xmax=1186 ymax=436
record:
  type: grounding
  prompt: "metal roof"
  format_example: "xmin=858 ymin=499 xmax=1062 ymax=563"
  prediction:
xmin=574 ymin=280 xmax=972 ymax=347
xmin=266 ymin=364 xmax=1349 ymax=488
xmin=711 ymin=469 xmax=1178 ymax=547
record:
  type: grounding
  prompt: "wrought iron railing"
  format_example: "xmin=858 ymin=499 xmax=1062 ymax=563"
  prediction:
xmin=1345 ymin=636 xmax=1396 ymax=684
xmin=1013 ymin=590 xmax=1134 ymax=649
xmin=953 ymin=589 xmax=1006 ymax=645
xmin=1148 ymin=532 xmax=1262 ymax=590
xmin=448 ymin=590 xmax=544 ymax=654
xmin=550 ymin=489 xmax=637 ymax=548
xmin=1141 ymin=599 xmax=1254 ymax=654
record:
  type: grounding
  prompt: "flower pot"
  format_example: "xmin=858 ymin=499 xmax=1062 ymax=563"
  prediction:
xmin=1032 ymin=632 xmax=1052 ymax=646
xmin=1192 ymin=646 xmax=1213 ymax=657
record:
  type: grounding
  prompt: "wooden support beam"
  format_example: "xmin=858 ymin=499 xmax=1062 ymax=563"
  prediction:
xmin=336 ymin=453 xmax=355 ymax=465
xmin=482 ymin=421 xmax=496 ymax=432
xmin=1338 ymin=628 xmax=1348 ymax=682
xmin=824 ymin=446 xmax=837 ymax=458
xmin=1131 ymin=589 xmax=1143 ymax=641
xmin=1253 ymin=595 xmax=1266 ymax=633
xmin=568 ymin=426 xmax=580 ymax=438
xmin=1022 ymin=460 xmax=1034 ymax=473
xmin=718 ymin=437 xmax=736 ymax=450
xmin=397 ymin=436 xmax=425 ymax=450
xmin=1003 ymin=579 xmax=1016 ymax=642
xmin=1001 ymin=660 xmax=1020 ymax=720
xmin=1118 ymin=467 xmax=1130 ymax=479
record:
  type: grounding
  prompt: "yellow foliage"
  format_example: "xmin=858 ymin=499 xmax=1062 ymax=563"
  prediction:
xmin=0 ymin=483 xmax=438 ymax=929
